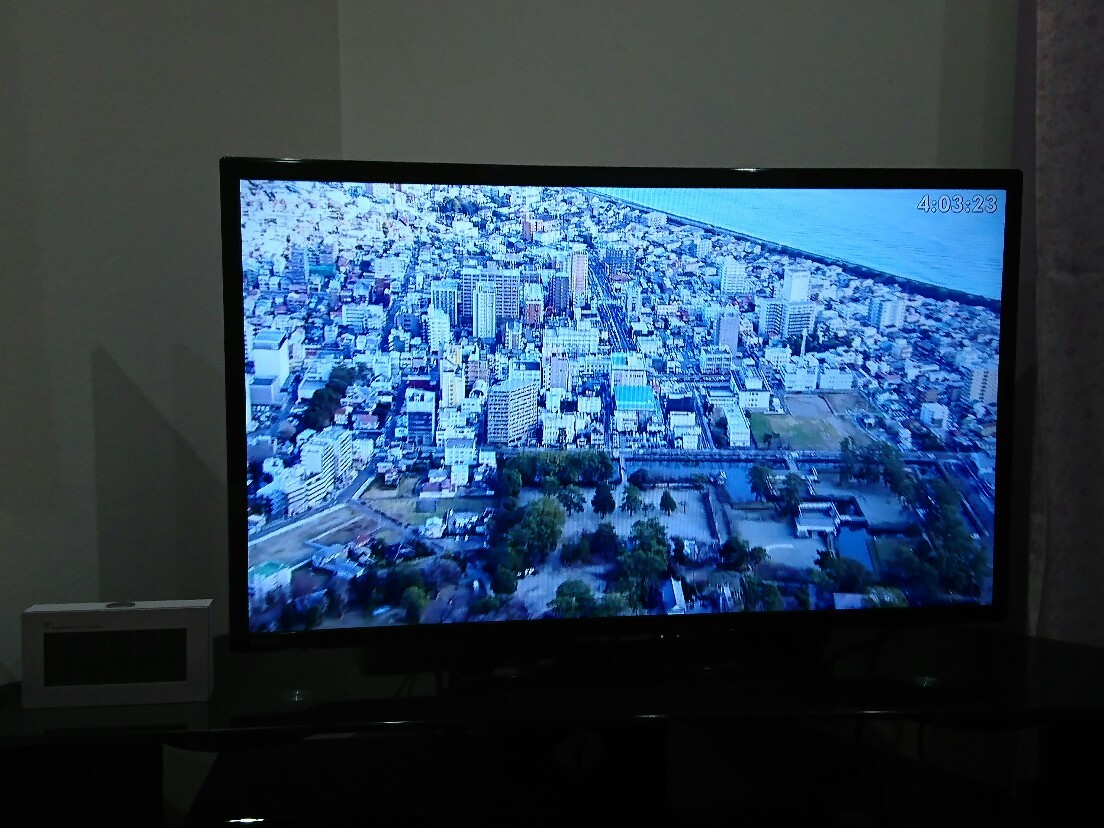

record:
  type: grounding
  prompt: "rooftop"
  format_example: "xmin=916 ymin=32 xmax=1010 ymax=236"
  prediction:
xmin=615 ymin=385 xmax=657 ymax=409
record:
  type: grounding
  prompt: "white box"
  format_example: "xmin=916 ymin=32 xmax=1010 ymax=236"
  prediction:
xmin=21 ymin=599 xmax=213 ymax=708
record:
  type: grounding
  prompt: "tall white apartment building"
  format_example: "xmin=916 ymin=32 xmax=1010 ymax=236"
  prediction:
xmin=967 ymin=362 xmax=999 ymax=404
xmin=487 ymin=378 xmax=539 ymax=445
xmin=426 ymin=306 xmax=452 ymax=354
xmin=569 ymin=247 xmax=589 ymax=298
xmin=251 ymin=329 xmax=290 ymax=388
xmin=719 ymin=257 xmax=748 ymax=295
xmin=623 ymin=284 xmax=642 ymax=319
xmin=319 ymin=426 xmax=354 ymax=482
xmin=778 ymin=265 xmax=812 ymax=302
xmin=440 ymin=369 xmax=466 ymax=409
xmin=868 ymin=297 xmax=907 ymax=330
xmin=430 ymin=278 xmax=460 ymax=326
xmin=299 ymin=433 xmax=336 ymax=480
xmin=472 ymin=281 xmax=497 ymax=341
xmin=715 ymin=307 xmax=741 ymax=353
xmin=757 ymin=298 xmax=817 ymax=341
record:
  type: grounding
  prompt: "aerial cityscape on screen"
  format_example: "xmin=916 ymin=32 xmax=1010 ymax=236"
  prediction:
xmin=238 ymin=177 xmax=1007 ymax=632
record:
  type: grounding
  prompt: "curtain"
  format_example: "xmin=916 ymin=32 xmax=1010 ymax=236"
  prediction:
xmin=1030 ymin=0 xmax=1104 ymax=647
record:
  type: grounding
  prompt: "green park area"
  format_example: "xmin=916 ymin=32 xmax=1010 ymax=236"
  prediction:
xmin=749 ymin=411 xmax=864 ymax=451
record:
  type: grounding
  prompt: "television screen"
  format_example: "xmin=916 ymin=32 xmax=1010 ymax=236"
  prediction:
xmin=222 ymin=159 xmax=1021 ymax=655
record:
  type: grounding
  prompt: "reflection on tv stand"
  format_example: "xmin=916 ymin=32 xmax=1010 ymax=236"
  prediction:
xmin=344 ymin=624 xmax=995 ymax=714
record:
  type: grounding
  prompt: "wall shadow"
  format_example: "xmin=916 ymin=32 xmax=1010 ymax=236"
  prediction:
xmin=92 ymin=348 xmax=228 ymax=633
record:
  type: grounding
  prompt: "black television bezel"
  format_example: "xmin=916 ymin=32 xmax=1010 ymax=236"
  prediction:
xmin=221 ymin=157 xmax=1023 ymax=664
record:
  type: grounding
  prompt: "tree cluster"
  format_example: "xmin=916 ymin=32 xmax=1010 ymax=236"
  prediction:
xmin=295 ymin=364 xmax=357 ymax=434
xmin=561 ymin=520 xmax=623 ymax=565
xmin=548 ymin=579 xmax=631 ymax=619
xmin=500 ymin=450 xmax=615 ymax=490
xmin=838 ymin=438 xmax=919 ymax=505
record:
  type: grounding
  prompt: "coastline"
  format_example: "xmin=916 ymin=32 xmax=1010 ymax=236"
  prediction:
xmin=579 ymin=187 xmax=1002 ymax=312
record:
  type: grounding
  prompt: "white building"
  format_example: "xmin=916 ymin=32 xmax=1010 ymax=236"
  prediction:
xmin=778 ymin=265 xmax=812 ymax=302
xmin=611 ymin=352 xmax=648 ymax=388
xmin=718 ymin=257 xmax=748 ymax=295
xmin=818 ymin=365 xmax=854 ymax=391
xmin=717 ymin=403 xmax=752 ymax=447
xmin=487 ymin=378 xmax=539 ymax=444
xmin=699 ymin=345 xmax=732 ymax=374
xmin=967 ymin=362 xmax=999 ymax=404
xmin=472 ymin=281 xmax=497 ymax=340
xmin=440 ymin=369 xmax=466 ymax=409
xmin=318 ymin=426 xmax=354 ymax=481
xmin=782 ymin=355 xmax=820 ymax=392
xmin=426 ymin=306 xmax=452 ymax=354
xmin=542 ymin=321 xmax=601 ymax=357
xmin=541 ymin=411 xmax=578 ymax=446
xmin=734 ymin=367 xmax=771 ymax=410
xmin=251 ymin=329 xmax=290 ymax=388
xmin=669 ymin=410 xmax=702 ymax=450
xmin=868 ymin=296 xmax=907 ymax=330
xmin=715 ymin=307 xmax=741 ymax=353
xmin=405 ymin=388 xmax=437 ymax=446
xmin=920 ymin=401 xmax=951 ymax=430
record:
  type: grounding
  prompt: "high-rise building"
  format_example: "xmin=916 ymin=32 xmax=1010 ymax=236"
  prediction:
xmin=460 ymin=263 xmax=521 ymax=321
xmin=405 ymin=388 xmax=436 ymax=446
xmin=569 ymin=248 xmax=589 ymax=298
xmin=440 ymin=368 xmax=466 ymax=409
xmin=605 ymin=241 xmax=636 ymax=275
xmin=623 ymin=284 xmax=642 ymax=319
xmin=430 ymin=278 xmax=460 ymax=327
xmin=719 ymin=257 xmax=748 ymax=296
xmin=523 ymin=282 xmax=544 ymax=325
xmin=504 ymin=319 xmax=524 ymax=352
xmin=692 ymin=235 xmax=713 ymax=259
xmin=868 ymin=297 xmax=907 ymax=330
xmin=472 ymin=281 xmax=497 ymax=341
xmin=967 ymin=362 xmax=999 ymax=404
xmin=426 ymin=306 xmax=452 ymax=354
xmin=319 ymin=426 xmax=354 ymax=482
xmin=757 ymin=297 xmax=817 ymax=341
xmin=778 ymin=265 xmax=812 ymax=302
xmin=487 ymin=378 xmax=538 ymax=445
xmin=551 ymin=272 xmax=572 ymax=313
xmin=493 ymin=268 xmax=521 ymax=320
xmin=755 ymin=269 xmax=816 ymax=344
xmin=715 ymin=307 xmax=741 ymax=353
xmin=251 ymin=330 xmax=290 ymax=388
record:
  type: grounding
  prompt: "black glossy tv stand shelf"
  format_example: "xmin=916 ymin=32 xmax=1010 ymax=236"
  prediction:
xmin=3 ymin=627 xmax=1102 ymax=825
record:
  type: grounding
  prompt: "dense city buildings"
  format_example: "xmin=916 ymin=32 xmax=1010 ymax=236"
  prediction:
xmin=237 ymin=175 xmax=1007 ymax=628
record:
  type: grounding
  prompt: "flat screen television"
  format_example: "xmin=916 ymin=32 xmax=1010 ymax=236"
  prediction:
xmin=221 ymin=158 xmax=1022 ymax=682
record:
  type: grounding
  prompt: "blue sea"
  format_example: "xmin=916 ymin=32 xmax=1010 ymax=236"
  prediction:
xmin=590 ymin=187 xmax=1008 ymax=301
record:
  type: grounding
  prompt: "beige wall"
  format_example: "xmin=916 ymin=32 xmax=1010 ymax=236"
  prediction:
xmin=0 ymin=0 xmax=1020 ymax=681
xmin=338 ymin=0 xmax=1017 ymax=168
xmin=0 ymin=1 xmax=343 ymax=681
